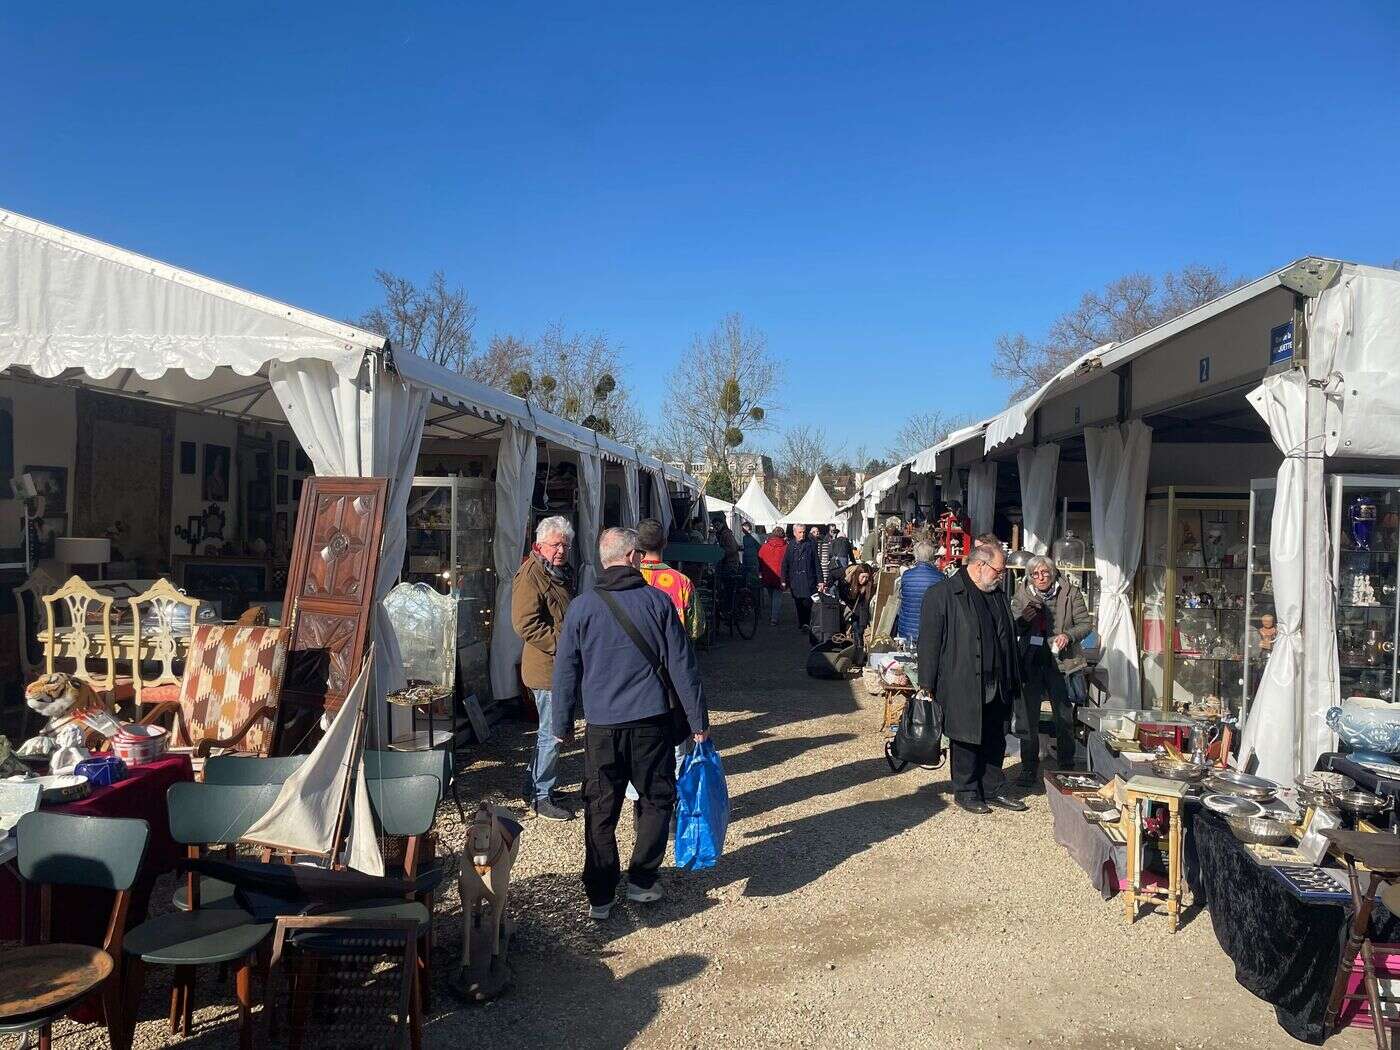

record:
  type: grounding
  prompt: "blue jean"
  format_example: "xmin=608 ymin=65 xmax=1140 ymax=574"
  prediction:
xmin=524 ymin=688 xmax=562 ymax=803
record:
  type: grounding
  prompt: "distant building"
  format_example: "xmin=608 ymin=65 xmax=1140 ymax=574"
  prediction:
xmin=666 ymin=452 xmax=777 ymax=501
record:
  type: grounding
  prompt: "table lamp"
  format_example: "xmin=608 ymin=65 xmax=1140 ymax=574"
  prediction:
xmin=55 ymin=537 xmax=112 ymax=580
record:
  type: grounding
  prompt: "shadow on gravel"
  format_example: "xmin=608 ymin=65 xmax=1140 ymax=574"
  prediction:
xmin=720 ymin=778 xmax=950 ymax=898
xmin=720 ymin=732 xmax=857 ymax=778
xmin=728 ymin=754 xmax=913 ymax=820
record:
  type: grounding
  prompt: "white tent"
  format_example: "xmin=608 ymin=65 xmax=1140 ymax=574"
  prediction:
xmin=735 ymin=475 xmax=782 ymax=528
xmin=0 ymin=205 xmax=701 ymax=723
xmin=781 ymin=474 xmax=840 ymax=526
xmin=700 ymin=494 xmax=752 ymax=532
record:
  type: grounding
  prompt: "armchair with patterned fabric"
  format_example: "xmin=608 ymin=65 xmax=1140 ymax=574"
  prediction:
xmin=140 ymin=624 xmax=290 ymax=759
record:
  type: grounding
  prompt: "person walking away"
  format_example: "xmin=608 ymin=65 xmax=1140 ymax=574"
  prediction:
xmin=838 ymin=562 xmax=876 ymax=668
xmin=917 ymin=544 xmax=1027 ymax=815
xmin=895 ymin=541 xmax=946 ymax=642
xmin=637 ymin=518 xmax=700 ymax=640
xmin=829 ymin=525 xmax=853 ymax=579
xmin=758 ymin=526 xmax=788 ymax=626
xmin=740 ymin=520 xmax=761 ymax=578
xmin=512 ymin=515 xmax=577 ymax=820
xmin=1010 ymin=555 xmax=1092 ymax=788
xmin=553 ymin=527 xmax=709 ymax=920
xmin=780 ymin=523 xmax=821 ymax=635
xmin=714 ymin=518 xmax=742 ymax=621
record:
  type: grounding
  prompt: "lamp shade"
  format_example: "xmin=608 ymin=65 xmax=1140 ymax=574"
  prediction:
xmin=55 ymin=537 xmax=111 ymax=565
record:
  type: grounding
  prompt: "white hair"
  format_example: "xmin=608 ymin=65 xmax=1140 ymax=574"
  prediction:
xmin=599 ymin=526 xmax=638 ymax=566
xmin=912 ymin=541 xmax=937 ymax=564
xmin=535 ymin=515 xmax=575 ymax=544
xmin=1026 ymin=555 xmax=1058 ymax=578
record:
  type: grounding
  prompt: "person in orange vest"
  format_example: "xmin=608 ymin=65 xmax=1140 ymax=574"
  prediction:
xmin=636 ymin=518 xmax=699 ymax=639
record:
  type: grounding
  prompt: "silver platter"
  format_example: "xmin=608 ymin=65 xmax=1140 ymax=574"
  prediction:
xmin=1202 ymin=793 xmax=1264 ymax=818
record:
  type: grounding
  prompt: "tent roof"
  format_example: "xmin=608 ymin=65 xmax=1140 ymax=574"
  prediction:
xmin=782 ymin=474 xmax=840 ymax=525
xmin=735 ymin=475 xmax=783 ymax=526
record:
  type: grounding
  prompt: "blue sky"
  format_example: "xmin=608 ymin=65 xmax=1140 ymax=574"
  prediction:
xmin=4 ymin=2 xmax=1399 ymax=461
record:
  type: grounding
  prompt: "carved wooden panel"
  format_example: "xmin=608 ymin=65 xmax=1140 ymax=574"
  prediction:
xmin=277 ymin=477 xmax=387 ymax=737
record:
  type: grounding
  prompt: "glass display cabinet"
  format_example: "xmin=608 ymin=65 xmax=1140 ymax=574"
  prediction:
xmin=403 ymin=476 xmax=497 ymax=702
xmin=1137 ymin=487 xmax=1249 ymax=713
xmin=1330 ymin=475 xmax=1400 ymax=704
xmin=1056 ymin=498 xmax=1099 ymax=616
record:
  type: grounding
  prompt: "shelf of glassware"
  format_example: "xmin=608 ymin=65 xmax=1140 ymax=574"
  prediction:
xmin=1056 ymin=500 xmax=1098 ymax=616
xmin=1138 ymin=488 xmax=1250 ymax=713
xmin=1332 ymin=476 xmax=1400 ymax=704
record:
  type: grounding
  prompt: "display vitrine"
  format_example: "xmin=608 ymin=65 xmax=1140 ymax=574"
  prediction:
xmin=1056 ymin=498 xmax=1099 ymax=616
xmin=1138 ymin=488 xmax=1249 ymax=714
xmin=1330 ymin=476 xmax=1400 ymax=705
xmin=403 ymin=476 xmax=496 ymax=702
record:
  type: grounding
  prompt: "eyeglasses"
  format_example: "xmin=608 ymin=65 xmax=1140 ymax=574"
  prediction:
xmin=539 ymin=539 xmax=570 ymax=552
xmin=1030 ymin=569 xmax=1053 ymax=578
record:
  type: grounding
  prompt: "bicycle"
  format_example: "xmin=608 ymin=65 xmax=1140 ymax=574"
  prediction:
xmin=715 ymin=569 xmax=759 ymax=640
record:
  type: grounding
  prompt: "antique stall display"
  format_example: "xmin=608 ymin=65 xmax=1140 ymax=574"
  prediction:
xmin=383 ymin=581 xmax=458 ymax=750
xmin=1139 ymin=487 xmax=1249 ymax=715
xmin=1331 ymin=477 xmax=1400 ymax=711
xmin=402 ymin=475 xmax=496 ymax=705
xmin=932 ymin=505 xmax=972 ymax=571
xmin=276 ymin=477 xmax=388 ymax=750
xmin=15 ymin=671 xmax=119 ymax=759
xmin=1056 ymin=498 xmax=1100 ymax=616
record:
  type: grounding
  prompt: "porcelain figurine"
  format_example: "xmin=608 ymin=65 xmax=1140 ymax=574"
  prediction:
xmin=15 ymin=672 xmax=117 ymax=758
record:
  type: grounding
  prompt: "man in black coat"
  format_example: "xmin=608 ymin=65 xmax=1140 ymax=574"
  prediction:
xmin=916 ymin=544 xmax=1028 ymax=815
xmin=779 ymin=523 xmax=822 ymax=634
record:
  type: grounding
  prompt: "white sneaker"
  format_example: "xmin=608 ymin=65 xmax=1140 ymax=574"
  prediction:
xmin=589 ymin=901 xmax=613 ymax=920
xmin=626 ymin=881 xmax=663 ymax=904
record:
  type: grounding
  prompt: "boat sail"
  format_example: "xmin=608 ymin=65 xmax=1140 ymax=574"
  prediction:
xmin=242 ymin=650 xmax=385 ymax=876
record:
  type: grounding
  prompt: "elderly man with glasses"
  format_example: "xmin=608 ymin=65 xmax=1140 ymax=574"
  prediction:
xmin=512 ymin=515 xmax=578 ymax=820
xmin=917 ymin=543 xmax=1027 ymax=815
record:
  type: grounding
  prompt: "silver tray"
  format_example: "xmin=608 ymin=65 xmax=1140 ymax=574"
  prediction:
xmin=1207 ymin=768 xmax=1278 ymax=800
xmin=1202 ymin=793 xmax=1264 ymax=818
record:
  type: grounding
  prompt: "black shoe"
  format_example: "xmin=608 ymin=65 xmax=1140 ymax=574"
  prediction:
xmin=986 ymin=794 xmax=1029 ymax=813
xmin=534 ymin=799 xmax=575 ymax=821
xmin=955 ymin=797 xmax=992 ymax=815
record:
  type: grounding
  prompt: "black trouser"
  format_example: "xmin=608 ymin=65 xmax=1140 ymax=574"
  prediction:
xmin=583 ymin=720 xmax=676 ymax=906
xmin=1016 ymin=656 xmax=1073 ymax=775
xmin=949 ymin=696 xmax=1009 ymax=801
xmin=792 ymin=593 xmax=813 ymax=630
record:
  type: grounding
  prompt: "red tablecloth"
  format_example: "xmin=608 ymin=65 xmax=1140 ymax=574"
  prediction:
xmin=1 ymin=753 xmax=193 ymax=943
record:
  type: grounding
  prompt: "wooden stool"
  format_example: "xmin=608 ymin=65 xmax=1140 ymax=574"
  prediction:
xmin=1324 ymin=830 xmax=1400 ymax=1049
xmin=1121 ymin=775 xmax=1187 ymax=932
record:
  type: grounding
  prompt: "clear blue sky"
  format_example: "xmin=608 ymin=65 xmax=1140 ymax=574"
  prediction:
xmin=5 ymin=2 xmax=1399 ymax=461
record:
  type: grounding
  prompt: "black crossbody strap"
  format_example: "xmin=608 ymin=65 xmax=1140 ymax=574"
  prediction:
xmin=595 ymin=589 xmax=682 ymax=713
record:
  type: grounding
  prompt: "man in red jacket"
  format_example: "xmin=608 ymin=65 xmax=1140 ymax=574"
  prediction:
xmin=758 ymin=526 xmax=788 ymax=626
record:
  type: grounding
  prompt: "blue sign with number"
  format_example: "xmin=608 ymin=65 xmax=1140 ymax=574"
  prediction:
xmin=1270 ymin=321 xmax=1294 ymax=364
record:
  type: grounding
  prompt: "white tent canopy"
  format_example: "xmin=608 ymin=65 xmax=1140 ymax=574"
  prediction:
xmin=781 ymin=473 xmax=840 ymax=526
xmin=735 ymin=475 xmax=783 ymax=528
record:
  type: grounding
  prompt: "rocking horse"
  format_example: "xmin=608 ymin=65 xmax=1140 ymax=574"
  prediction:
xmin=451 ymin=802 xmax=521 ymax=1002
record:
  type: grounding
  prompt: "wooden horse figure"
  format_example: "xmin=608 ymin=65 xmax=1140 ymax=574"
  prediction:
xmin=451 ymin=802 xmax=521 ymax=1001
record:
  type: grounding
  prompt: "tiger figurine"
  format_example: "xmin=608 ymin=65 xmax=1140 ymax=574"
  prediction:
xmin=16 ymin=672 xmax=117 ymax=757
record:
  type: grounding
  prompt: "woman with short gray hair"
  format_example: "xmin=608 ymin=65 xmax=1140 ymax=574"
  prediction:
xmin=1009 ymin=553 xmax=1092 ymax=785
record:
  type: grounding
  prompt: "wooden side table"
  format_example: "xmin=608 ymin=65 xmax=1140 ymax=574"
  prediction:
xmin=1121 ymin=775 xmax=1188 ymax=932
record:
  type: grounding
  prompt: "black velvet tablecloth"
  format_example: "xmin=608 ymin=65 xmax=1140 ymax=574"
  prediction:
xmin=1192 ymin=808 xmax=1400 ymax=1044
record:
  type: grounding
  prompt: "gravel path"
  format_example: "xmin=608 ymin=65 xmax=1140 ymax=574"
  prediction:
xmin=78 ymin=615 xmax=1368 ymax=1048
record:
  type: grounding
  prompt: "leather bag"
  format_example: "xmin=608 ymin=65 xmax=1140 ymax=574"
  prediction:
xmin=893 ymin=692 xmax=945 ymax=767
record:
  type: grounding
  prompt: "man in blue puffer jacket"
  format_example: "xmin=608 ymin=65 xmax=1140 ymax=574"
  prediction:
xmin=896 ymin=540 xmax=946 ymax=641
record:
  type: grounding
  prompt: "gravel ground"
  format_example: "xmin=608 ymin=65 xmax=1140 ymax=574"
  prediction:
xmin=52 ymin=614 xmax=1369 ymax=1048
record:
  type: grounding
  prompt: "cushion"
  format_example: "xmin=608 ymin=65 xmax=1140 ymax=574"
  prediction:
xmin=179 ymin=625 xmax=290 ymax=755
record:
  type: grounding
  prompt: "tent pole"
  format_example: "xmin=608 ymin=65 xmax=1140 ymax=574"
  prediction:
xmin=1296 ymin=292 xmax=1317 ymax=779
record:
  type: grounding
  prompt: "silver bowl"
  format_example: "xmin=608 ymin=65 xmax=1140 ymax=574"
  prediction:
xmin=1206 ymin=768 xmax=1278 ymax=802
xmin=1333 ymin=790 xmax=1393 ymax=819
xmin=1226 ymin=814 xmax=1293 ymax=845
xmin=1151 ymin=757 xmax=1209 ymax=783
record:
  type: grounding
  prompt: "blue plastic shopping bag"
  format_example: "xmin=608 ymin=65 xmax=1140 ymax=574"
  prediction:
xmin=674 ymin=740 xmax=729 ymax=870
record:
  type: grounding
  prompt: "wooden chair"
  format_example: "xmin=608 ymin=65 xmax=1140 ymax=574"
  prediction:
xmin=0 ymin=812 xmax=150 ymax=1050
xmin=128 ymin=579 xmax=204 ymax=708
xmin=39 ymin=575 xmax=135 ymax=706
xmin=12 ymin=566 xmax=60 ymax=684
xmin=140 ymin=624 xmax=291 ymax=759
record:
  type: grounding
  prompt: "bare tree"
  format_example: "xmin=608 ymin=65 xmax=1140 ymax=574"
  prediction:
xmin=662 ymin=313 xmax=783 ymax=472
xmin=777 ymin=425 xmax=841 ymax=485
xmin=468 ymin=334 xmax=533 ymax=389
xmin=993 ymin=263 xmax=1242 ymax=399
xmin=359 ymin=269 xmax=477 ymax=374
xmin=887 ymin=409 xmax=977 ymax=462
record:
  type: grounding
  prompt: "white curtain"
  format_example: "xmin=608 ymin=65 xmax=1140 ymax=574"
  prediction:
xmin=622 ymin=462 xmax=641 ymax=527
xmin=577 ymin=451 xmax=603 ymax=590
xmin=1016 ymin=444 xmax=1060 ymax=555
xmin=967 ymin=461 xmax=998 ymax=536
xmin=269 ymin=359 xmax=428 ymax=743
xmin=1237 ymin=371 xmax=1332 ymax=780
xmin=1085 ymin=421 xmax=1152 ymax=710
xmin=489 ymin=422 xmax=538 ymax=701
xmin=650 ymin=468 xmax=673 ymax=536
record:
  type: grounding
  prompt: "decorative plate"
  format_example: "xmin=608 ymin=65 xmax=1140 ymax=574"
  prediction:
xmin=1296 ymin=771 xmax=1356 ymax=794
xmin=1202 ymin=793 xmax=1264 ymax=818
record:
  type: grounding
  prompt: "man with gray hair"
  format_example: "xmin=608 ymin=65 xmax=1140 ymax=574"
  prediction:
xmin=894 ymin=540 xmax=946 ymax=641
xmin=917 ymin=542 xmax=1026 ymax=814
xmin=554 ymin=526 xmax=710 ymax=919
xmin=512 ymin=514 xmax=577 ymax=820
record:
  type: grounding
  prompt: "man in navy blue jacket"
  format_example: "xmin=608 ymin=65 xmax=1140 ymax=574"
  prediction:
xmin=779 ymin=523 xmax=822 ymax=635
xmin=554 ymin=526 xmax=710 ymax=919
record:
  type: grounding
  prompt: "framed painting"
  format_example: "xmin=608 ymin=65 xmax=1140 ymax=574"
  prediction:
xmin=203 ymin=444 xmax=231 ymax=502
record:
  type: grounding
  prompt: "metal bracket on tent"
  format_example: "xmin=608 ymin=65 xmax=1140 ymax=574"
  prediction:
xmin=1278 ymin=258 xmax=1342 ymax=299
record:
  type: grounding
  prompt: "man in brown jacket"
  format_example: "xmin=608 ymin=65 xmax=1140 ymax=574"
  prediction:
xmin=512 ymin=514 xmax=577 ymax=820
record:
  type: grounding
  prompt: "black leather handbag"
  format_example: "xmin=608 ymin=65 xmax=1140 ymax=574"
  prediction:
xmin=893 ymin=692 xmax=946 ymax=768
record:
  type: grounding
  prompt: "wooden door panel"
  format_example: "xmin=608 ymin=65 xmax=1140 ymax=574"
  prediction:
xmin=278 ymin=477 xmax=387 ymax=730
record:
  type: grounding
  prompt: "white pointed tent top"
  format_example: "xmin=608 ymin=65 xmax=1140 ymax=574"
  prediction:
xmin=782 ymin=473 xmax=840 ymax=526
xmin=735 ymin=475 xmax=783 ymax=528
